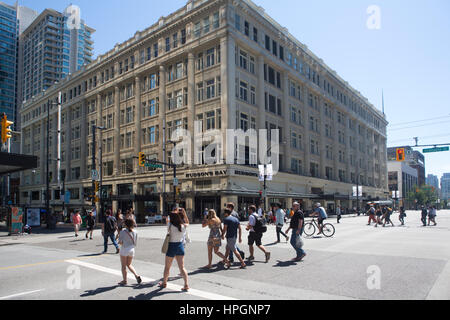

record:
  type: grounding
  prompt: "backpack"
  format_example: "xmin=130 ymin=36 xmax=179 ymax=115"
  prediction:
xmin=105 ymin=216 xmax=117 ymax=234
xmin=253 ymin=214 xmax=267 ymax=233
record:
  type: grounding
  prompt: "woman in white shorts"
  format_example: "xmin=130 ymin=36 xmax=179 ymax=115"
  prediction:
xmin=118 ymin=219 xmax=142 ymax=286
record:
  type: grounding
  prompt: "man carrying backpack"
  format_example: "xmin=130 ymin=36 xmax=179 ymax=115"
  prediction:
xmin=102 ymin=209 xmax=120 ymax=254
xmin=421 ymin=206 xmax=428 ymax=226
xmin=246 ymin=205 xmax=271 ymax=263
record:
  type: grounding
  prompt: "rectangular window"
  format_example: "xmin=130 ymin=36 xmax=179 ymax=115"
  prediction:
xmin=203 ymin=17 xmax=210 ymax=34
xmin=154 ymin=43 xmax=158 ymax=58
xmin=181 ymin=29 xmax=186 ymax=44
xmin=197 ymin=83 xmax=204 ymax=102
xmin=173 ymin=33 xmax=178 ymax=48
xmin=253 ymin=27 xmax=258 ymax=42
xmin=265 ymin=35 xmax=270 ymax=51
xmin=194 ymin=22 xmax=201 ymax=38
xmin=244 ymin=21 xmax=250 ymax=36
xmin=206 ymin=48 xmax=215 ymax=67
xmin=213 ymin=12 xmax=219 ymax=29
xmin=206 ymin=79 xmax=216 ymax=99
xmin=235 ymin=14 xmax=241 ymax=31
xmin=250 ymin=87 xmax=256 ymax=105
xmin=239 ymin=81 xmax=248 ymax=102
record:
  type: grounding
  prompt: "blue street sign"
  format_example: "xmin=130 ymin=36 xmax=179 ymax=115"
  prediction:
xmin=64 ymin=191 xmax=71 ymax=204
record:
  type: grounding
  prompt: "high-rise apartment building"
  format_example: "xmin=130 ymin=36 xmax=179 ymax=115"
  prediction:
xmin=441 ymin=173 xmax=450 ymax=201
xmin=19 ymin=8 xmax=94 ymax=104
xmin=19 ymin=0 xmax=388 ymax=221
xmin=0 ymin=2 xmax=18 ymax=125
xmin=426 ymin=174 xmax=439 ymax=191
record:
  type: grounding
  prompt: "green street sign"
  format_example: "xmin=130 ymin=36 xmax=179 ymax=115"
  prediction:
xmin=423 ymin=147 xmax=449 ymax=153
xmin=145 ymin=163 xmax=163 ymax=169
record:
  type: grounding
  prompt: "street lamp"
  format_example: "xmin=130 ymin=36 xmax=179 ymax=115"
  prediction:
xmin=92 ymin=125 xmax=105 ymax=222
xmin=261 ymin=141 xmax=287 ymax=213
xmin=167 ymin=140 xmax=180 ymax=208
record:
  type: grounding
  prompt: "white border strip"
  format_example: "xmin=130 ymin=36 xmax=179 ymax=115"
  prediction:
xmin=0 ymin=289 xmax=44 ymax=300
xmin=65 ymin=259 xmax=236 ymax=300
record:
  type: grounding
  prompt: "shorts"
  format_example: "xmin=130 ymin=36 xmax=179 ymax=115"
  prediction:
xmin=318 ymin=217 xmax=326 ymax=224
xmin=120 ymin=247 xmax=135 ymax=257
xmin=166 ymin=242 xmax=185 ymax=258
xmin=248 ymin=232 xmax=262 ymax=246
xmin=226 ymin=237 xmax=237 ymax=251
xmin=86 ymin=226 xmax=94 ymax=231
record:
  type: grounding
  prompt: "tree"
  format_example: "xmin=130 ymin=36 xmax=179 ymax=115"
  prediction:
xmin=406 ymin=185 xmax=438 ymax=207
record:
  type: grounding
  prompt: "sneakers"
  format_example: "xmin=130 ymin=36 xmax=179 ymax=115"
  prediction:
xmin=136 ymin=276 xmax=142 ymax=285
xmin=247 ymin=256 xmax=255 ymax=261
xmin=116 ymin=248 xmax=120 ymax=254
xmin=265 ymin=252 xmax=271 ymax=263
xmin=295 ymin=253 xmax=306 ymax=262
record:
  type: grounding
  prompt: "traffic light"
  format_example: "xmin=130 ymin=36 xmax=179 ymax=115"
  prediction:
xmin=396 ymin=148 xmax=405 ymax=162
xmin=176 ymin=187 xmax=181 ymax=196
xmin=1 ymin=114 xmax=13 ymax=144
xmin=138 ymin=152 xmax=146 ymax=167
xmin=94 ymin=181 xmax=99 ymax=193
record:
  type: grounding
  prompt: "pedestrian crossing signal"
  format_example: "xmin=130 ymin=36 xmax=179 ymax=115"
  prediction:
xmin=139 ymin=152 xmax=146 ymax=167
xmin=396 ymin=148 xmax=405 ymax=162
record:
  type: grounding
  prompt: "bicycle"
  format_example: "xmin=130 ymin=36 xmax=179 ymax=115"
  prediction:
xmin=303 ymin=218 xmax=335 ymax=237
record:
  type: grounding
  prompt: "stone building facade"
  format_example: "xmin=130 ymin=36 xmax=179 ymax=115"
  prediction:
xmin=19 ymin=0 xmax=388 ymax=222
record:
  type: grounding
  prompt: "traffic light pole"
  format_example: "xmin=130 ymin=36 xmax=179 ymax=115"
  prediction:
xmin=91 ymin=125 xmax=96 ymax=208
xmin=46 ymin=100 xmax=50 ymax=228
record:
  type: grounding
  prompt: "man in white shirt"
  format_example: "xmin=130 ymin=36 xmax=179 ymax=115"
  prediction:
xmin=246 ymin=205 xmax=270 ymax=263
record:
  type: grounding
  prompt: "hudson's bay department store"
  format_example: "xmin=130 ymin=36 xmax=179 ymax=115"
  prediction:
xmin=18 ymin=0 xmax=389 ymax=222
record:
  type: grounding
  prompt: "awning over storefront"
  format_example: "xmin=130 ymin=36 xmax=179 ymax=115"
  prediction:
xmin=0 ymin=152 xmax=38 ymax=175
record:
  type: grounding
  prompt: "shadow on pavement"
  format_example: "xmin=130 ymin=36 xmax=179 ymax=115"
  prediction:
xmin=188 ymin=264 xmax=226 ymax=276
xmin=78 ymin=253 xmax=103 ymax=257
xmin=128 ymin=287 xmax=182 ymax=300
xmin=81 ymin=285 xmax=119 ymax=297
xmin=273 ymin=260 xmax=298 ymax=267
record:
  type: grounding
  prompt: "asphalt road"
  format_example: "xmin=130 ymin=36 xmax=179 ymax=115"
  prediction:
xmin=0 ymin=210 xmax=449 ymax=300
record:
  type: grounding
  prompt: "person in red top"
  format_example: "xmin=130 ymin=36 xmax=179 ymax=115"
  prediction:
xmin=72 ymin=211 xmax=82 ymax=237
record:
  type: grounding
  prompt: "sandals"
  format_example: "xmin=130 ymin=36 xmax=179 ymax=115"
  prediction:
xmin=181 ymin=286 xmax=190 ymax=292
xmin=118 ymin=281 xmax=127 ymax=286
xmin=136 ymin=276 xmax=142 ymax=284
xmin=158 ymin=282 xmax=167 ymax=288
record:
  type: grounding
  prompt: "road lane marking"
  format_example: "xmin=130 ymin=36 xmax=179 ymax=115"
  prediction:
xmin=426 ymin=260 xmax=450 ymax=300
xmin=0 ymin=255 xmax=98 ymax=271
xmin=0 ymin=289 xmax=44 ymax=300
xmin=65 ymin=259 xmax=237 ymax=300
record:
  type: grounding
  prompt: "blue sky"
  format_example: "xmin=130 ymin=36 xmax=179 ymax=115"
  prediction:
xmin=9 ymin=0 xmax=450 ymax=185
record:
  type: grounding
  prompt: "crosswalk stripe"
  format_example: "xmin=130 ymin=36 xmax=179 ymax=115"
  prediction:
xmin=65 ymin=259 xmax=237 ymax=300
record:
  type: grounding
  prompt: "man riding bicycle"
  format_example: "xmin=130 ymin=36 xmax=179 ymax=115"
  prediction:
xmin=311 ymin=203 xmax=328 ymax=234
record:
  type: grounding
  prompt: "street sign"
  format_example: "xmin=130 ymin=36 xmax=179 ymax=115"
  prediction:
xmin=91 ymin=170 xmax=99 ymax=181
xmin=173 ymin=178 xmax=179 ymax=186
xmin=145 ymin=163 xmax=162 ymax=169
xmin=423 ymin=147 xmax=449 ymax=153
xmin=64 ymin=191 xmax=71 ymax=204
